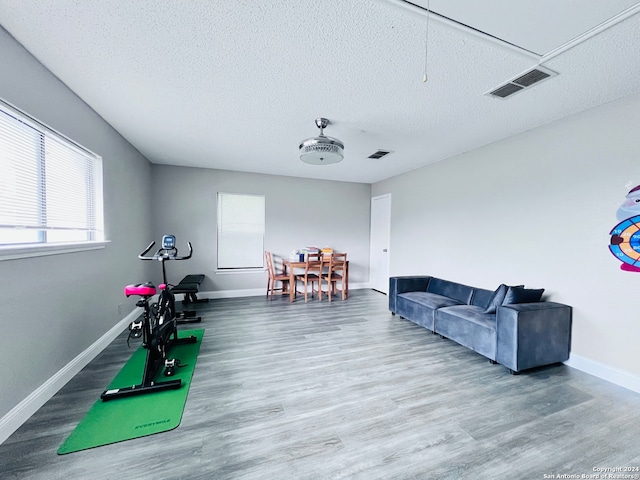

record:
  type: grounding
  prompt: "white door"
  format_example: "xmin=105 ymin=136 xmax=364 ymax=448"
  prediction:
xmin=369 ymin=194 xmax=391 ymax=294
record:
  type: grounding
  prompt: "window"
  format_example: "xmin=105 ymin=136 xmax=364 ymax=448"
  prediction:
xmin=0 ymin=99 xmax=104 ymax=248
xmin=217 ymin=192 xmax=265 ymax=269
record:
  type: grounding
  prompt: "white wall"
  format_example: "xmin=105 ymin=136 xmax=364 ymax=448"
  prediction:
xmin=0 ymin=27 xmax=154 ymax=420
xmin=373 ymin=92 xmax=640 ymax=380
xmin=150 ymin=165 xmax=372 ymax=294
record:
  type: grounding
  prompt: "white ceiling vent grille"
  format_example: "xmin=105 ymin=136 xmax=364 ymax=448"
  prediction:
xmin=368 ymin=150 xmax=393 ymax=159
xmin=486 ymin=66 xmax=558 ymax=99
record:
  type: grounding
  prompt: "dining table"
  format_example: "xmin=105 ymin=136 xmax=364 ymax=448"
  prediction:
xmin=283 ymin=257 xmax=349 ymax=302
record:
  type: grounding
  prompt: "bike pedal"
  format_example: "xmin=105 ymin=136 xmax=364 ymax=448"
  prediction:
xmin=164 ymin=358 xmax=180 ymax=377
xmin=129 ymin=320 xmax=143 ymax=338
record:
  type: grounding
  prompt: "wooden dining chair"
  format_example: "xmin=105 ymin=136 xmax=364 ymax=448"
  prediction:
xmin=265 ymin=251 xmax=291 ymax=300
xmin=319 ymin=252 xmax=347 ymax=302
xmin=294 ymin=257 xmax=320 ymax=303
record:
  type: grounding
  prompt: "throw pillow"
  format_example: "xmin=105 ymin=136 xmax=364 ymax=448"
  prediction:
xmin=502 ymin=286 xmax=545 ymax=305
xmin=483 ymin=284 xmax=509 ymax=314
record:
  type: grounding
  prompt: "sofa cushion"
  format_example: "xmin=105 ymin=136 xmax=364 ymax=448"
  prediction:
xmin=503 ymin=286 xmax=545 ymax=305
xmin=426 ymin=278 xmax=473 ymax=304
xmin=396 ymin=292 xmax=463 ymax=331
xmin=483 ymin=284 xmax=509 ymax=314
xmin=483 ymin=284 xmax=524 ymax=314
xmin=398 ymin=291 xmax=463 ymax=310
xmin=435 ymin=305 xmax=498 ymax=360
xmin=470 ymin=288 xmax=494 ymax=308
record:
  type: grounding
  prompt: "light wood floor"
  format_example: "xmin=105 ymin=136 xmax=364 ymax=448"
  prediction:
xmin=2 ymin=289 xmax=640 ymax=479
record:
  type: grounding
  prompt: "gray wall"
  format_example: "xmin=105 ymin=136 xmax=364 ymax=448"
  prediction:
xmin=373 ymin=92 xmax=640 ymax=377
xmin=0 ymin=27 xmax=154 ymax=418
xmin=150 ymin=165 xmax=372 ymax=293
xmin=0 ymin=22 xmax=372 ymax=421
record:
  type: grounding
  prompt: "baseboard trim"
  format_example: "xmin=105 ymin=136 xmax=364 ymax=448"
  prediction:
xmin=201 ymin=288 xmax=264 ymax=299
xmin=565 ymin=353 xmax=640 ymax=394
xmin=200 ymin=283 xmax=372 ymax=300
xmin=0 ymin=308 xmax=139 ymax=445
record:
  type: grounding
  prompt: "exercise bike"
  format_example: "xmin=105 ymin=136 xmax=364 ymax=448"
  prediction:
xmin=100 ymin=236 xmax=197 ymax=401
xmin=151 ymin=234 xmax=203 ymax=324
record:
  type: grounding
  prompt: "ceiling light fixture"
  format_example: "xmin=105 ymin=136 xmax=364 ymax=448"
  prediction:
xmin=299 ymin=117 xmax=344 ymax=165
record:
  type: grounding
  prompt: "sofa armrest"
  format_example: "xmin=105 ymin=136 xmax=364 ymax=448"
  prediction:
xmin=496 ymin=302 xmax=572 ymax=372
xmin=389 ymin=276 xmax=432 ymax=312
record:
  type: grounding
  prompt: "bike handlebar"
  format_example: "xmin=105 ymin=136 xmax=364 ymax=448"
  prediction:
xmin=138 ymin=241 xmax=193 ymax=261
xmin=138 ymin=241 xmax=156 ymax=259
xmin=179 ymin=242 xmax=193 ymax=260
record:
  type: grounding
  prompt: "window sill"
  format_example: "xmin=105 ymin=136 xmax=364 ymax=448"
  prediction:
xmin=0 ymin=241 xmax=110 ymax=261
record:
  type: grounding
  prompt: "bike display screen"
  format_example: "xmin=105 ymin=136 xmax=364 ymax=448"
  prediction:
xmin=162 ymin=235 xmax=176 ymax=249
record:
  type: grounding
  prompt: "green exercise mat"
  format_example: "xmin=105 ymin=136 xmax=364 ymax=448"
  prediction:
xmin=58 ymin=328 xmax=204 ymax=454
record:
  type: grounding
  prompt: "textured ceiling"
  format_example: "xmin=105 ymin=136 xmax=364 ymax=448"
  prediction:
xmin=0 ymin=0 xmax=639 ymax=184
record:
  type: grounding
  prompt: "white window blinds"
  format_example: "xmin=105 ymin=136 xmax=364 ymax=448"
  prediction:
xmin=217 ymin=192 xmax=265 ymax=269
xmin=0 ymin=100 xmax=104 ymax=246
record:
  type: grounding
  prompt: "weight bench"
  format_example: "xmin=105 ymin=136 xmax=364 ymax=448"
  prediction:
xmin=172 ymin=274 xmax=208 ymax=323
xmin=172 ymin=274 xmax=207 ymax=304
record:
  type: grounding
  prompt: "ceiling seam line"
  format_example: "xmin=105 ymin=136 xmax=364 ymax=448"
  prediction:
xmin=402 ymin=0 xmax=541 ymax=56
xmin=539 ymin=3 xmax=640 ymax=65
xmin=383 ymin=0 xmax=541 ymax=61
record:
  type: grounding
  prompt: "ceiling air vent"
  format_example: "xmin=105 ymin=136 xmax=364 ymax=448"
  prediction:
xmin=486 ymin=66 xmax=558 ymax=100
xmin=512 ymin=68 xmax=551 ymax=87
xmin=490 ymin=83 xmax=524 ymax=98
xmin=368 ymin=150 xmax=393 ymax=159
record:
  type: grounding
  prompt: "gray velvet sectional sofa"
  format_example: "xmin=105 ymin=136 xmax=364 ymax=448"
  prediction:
xmin=389 ymin=276 xmax=572 ymax=374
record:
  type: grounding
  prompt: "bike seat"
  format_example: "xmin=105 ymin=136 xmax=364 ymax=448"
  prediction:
xmin=124 ymin=283 xmax=157 ymax=297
